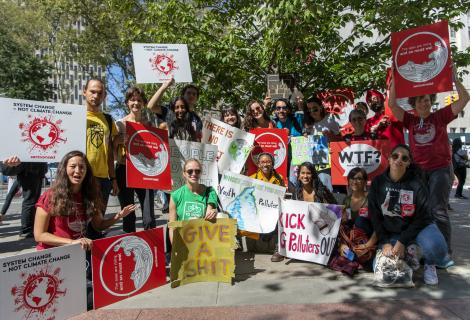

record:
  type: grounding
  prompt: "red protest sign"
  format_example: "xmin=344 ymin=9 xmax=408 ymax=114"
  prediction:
xmin=91 ymin=228 xmax=167 ymax=309
xmin=392 ymin=20 xmax=452 ymax=98
xmin=247 ymin=128 xmax=288 ymax=184
xmin=330 ymin=140 xmax=391 ymax=185
xmin=126 ymin=122 xmax=171 ymax=190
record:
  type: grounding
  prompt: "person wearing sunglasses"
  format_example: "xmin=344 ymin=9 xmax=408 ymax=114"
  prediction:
xmin=243 ymin=100 xmax=276 ymax=131
xmin=343 ymin=109 xmax=371 ymax=143
xmin=168 ymin=159 xmax=218 ymax=243
xmin=273 ymin=98 xmax=302 ymax=137
xmin=388 ymin=68 xmax=470 ymax=263
xmin=302 ymin=96 xmax=340 ymax=140
xmin=368 ymin=144 xmax=448 ymax=285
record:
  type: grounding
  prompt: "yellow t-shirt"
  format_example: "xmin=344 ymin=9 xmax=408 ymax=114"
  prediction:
xmin=86 ymin=111 xmax=118 ymax=178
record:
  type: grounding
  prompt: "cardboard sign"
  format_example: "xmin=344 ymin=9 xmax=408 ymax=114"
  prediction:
xmin=278 ymin=200 xmax=343 ymax=265
xmin=330 ymin=140 xmax=391 ymax=185
xmin=218 ymin=171 xmax=286 ymax=233
xmin=0 ymin=244 xmax=86 ymax=320
xmin=0 ymin=97 xmax=86 ymax=162
xmin=246 ymin=128 xmax=288 ymax=184
xmin=126 ymin=122 xmax=171 ymax=190
xmin=132 ymin=43 xmax=192 ymax=83
xmin=91 ymin=228 xmax=167 ymax=309
xmin=170 ymin=218 xmax=237 ymax=288
xmin=290 ymin=135 xmax=314 ymax=166
xmin=169 ymin=139 xmax=218 ymax=190
xmin=392 ymin=20 xmax=452 ymax=98
xmin=201 ymin=117 xmax=255 ymax=174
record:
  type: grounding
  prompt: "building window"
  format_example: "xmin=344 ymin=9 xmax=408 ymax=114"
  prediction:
xmin=450 ymin=29 xmax=456 ymax=38
xmin=461 ymin=128 xmax=466 ymax=134
xmin=450 ymin=127 xmax=457 ymax=133
xmin=460 ymin=111 xmax=465 ymax=118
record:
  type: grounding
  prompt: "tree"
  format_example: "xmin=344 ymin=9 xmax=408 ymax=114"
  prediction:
xmin=31 ymin=0 xmax=470 ymax=110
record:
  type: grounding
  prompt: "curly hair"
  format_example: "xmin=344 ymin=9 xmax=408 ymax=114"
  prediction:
xmin=243 ymin=100 xmax=271 ymax=130
xmin=48 ymin=150 xmax=103 ymax=217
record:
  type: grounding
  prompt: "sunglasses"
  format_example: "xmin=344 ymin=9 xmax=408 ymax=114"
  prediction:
xmin=350 ymin=177 xmax=365 ymax=182
xmin=276 ymin=106 xmax=288 ymax=111
xmin=309 ymin=108 xmax=320 ymax=113
xmin=351 ymin=117 xmax=365 ymax=122
xmin=391 ymin=153 xmax=410 ymax=162
xmin=186 ymin=169 xmax=201 ymax=175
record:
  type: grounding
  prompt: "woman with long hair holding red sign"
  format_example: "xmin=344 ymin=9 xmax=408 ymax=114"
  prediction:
xmin=243 ymin=100 xmax=275 ymax=131
xmin=388 ymin=68 xmax=470 ymax=265
xmin=368 ymin=144 xmax=448 ymax=285
xmin=114 ymin=86 xmax=157 ymax=233
xmin=34 ymin=151 xmax=135 ymax=251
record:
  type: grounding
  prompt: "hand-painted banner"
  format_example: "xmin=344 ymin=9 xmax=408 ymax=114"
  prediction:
xmin=169 ymin=139 xmax=218 ymax=190
xmin=0 ymin=244 xmax=86 ymax=320
xmin=201 ymin=117 xmax=255 ymax=174
xmin=311 ymin=134 xmax=330 ymax=165
xmin=218 ymin=171 xmax=286 ymax=233
xmin=317 ymin=89 xmax=355 ymax=128
xmin=246 ymin=128 xmax=288 ymax=184
xmin=169 ymin=218 xmax=237 ymax=288
xmin=91 ymin=228 xmax=166 ymax=309
xmin=290 ymin=135 xmax=313 ymax=166
xmin=330 ymin=140 xmax=391 ymax=185
xmin=126 ymin=122 xmax=171 ymax=190
xmin=0 ymin=97 xmax=86 ymax=162
xmin=392 ymin=20 xmax=452 ymax=98
xmin=278 ymin=200 xmax=343 ymax=265
xmin=132 ymin=43 xmax=192 ymax=83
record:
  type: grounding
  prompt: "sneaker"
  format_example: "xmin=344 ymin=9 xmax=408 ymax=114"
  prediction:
xmin=405 ymin=244 xmax=421 ymax=271
xmin=436 ymin=255 xmax=455 ymax=269
xmin=424 ymin=264 xmax=438 ymax=285
xmin=271 ymin=252 xmax=285 ymax=262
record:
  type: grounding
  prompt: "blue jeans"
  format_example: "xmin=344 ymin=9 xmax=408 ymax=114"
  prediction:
xmin=376 ymin=223 xmax=447 ymax=266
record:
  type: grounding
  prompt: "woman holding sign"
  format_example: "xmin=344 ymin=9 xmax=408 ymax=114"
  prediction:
xmin=168 ymin=159 xmax=218 ymax=243
xmin=34 ymin=151 xmax=135 ymax=251
xmin=220 ymin=105 xmax=242 ymax=129
xmin=114 ymin=86 xmax=157 ymax=233
xmin=163 ymin=97 xmax=200 ymax=142
xmin=243 ymin=100 xmax=275 ymax=130
xmin=368 ymin=144 xmax=448 ymax=285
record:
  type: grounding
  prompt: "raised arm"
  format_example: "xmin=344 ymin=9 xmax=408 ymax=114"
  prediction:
xmin=387 ymin=77 xmax=405 ymax=122
xmin=451 ymin=67 xmax=470 ymax=116
xmin=147 ymin=76 xmax=175 ymax=113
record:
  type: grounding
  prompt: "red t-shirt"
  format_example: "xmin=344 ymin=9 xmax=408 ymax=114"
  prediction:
xmin=365 ymin=112 xmax=405 ymax=149
xmin=403 ymin=107 xmax=456 ymax=171
xmin=35 ymin=189 xmax=89 ymax=250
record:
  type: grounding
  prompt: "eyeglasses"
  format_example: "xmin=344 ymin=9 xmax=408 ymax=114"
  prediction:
xmin=350 ymin=177 xmax=365 ymax=182
xmin=391 ymin=153 xmax=410 ymax=162
xmin=259 ymin=161 xmax=273 ymax=165
xmin=276 ymin=106 xmax=288 ymax=111
xmin=186 ymin=169 xmax=201 ymax=175
xmin=351 ymin=117 xmax=365 ymax=122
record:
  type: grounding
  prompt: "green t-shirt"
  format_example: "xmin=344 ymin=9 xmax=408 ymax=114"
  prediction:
xmin=171 ymin=185 xmax=218 ymax=221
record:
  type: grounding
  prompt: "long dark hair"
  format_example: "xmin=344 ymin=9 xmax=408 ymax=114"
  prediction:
xmin=49 ymin=150 xmax=103 ymax=217
xmin=303 ymin=96 xmax=325 ymax=126
xmin=243 ymin=100 xmax=271 ymax=130
xmin=294 ymin=162 xmax=336 ymax=204
xmin=389 ymin=144 xmax=424 ymax=182
xmin=169 ymin=96 xmax=197 ymax=141
xmin=220 ymin=105 xmax=241 ymax=129
xmin=452 ymin=138 xmax=463 ymax=154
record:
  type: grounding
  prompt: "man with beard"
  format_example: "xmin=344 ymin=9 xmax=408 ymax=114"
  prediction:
xmin=365 ymin=90 xmax=404 ymax=148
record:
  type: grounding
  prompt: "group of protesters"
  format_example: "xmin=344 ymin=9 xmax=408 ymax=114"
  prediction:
xmin=1 ymin=63 xmax=469 ymax=292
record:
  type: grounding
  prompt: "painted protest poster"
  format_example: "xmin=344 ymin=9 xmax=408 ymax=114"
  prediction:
xmin=311 ymin=134 xmax=330 ymax=166
xmin=169 ymin=139 xmax=218 ymax=190
xmin=317 ymin=89 xmax=355 ymax=128
xmin=132 ymin=43 xmax=192 ymax=83
xmin=218 ymin=171 xmax=286 ymax=233
xmin=0 ymin=244 xmax=86 ymax=320
xmin=392 ymin=20 xmax=452 ymax=98
xmin=290 ymin=135 xmax=313 ymax=166
xmin=0 ymin=97 xmax=86 ymax=162
xmin=126 ymin=122 xmax=171 ymax=190
xmin=91 ymin=227 xmax=166 ymax=309
xmin=330 ymin=140 xmax=391 ymax=185
xmin=201 ymin=117 xmax=255 ymax=174
xmin=278 ymin=200 xmax=343 ymax=265
xmin=170 ymin=218 xmax=237 ymax=288
xmin=246 ymin=128 xmax=288 ymax=184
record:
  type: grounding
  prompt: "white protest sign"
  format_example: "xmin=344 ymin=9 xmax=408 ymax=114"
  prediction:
xmin=0 ymin=97 xmax=86 ymax=162
xmin=201 ymin=117 xmax=255 ymax=174
xmin=169 ymin=139 xmax=218 ymax=190
xmin=218 ymin=171 xmax=286 ymax=233
xmin=132 ymin=43 xmax=193 ymax=83
xmin=278 ymin=200 xmax=343 ymax=265
xmin=0 ymin=244 xmax=86 ymax=320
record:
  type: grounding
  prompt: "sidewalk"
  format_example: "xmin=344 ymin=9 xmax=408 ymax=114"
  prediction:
xmin=1 ymin=190 xmax=470 ymax=320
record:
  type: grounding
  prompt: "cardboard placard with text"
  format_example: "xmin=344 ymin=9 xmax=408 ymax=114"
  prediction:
xmin=330 ymin=140 xmax=391 ymax=185
xmin=126 ymin=122 xmax=171 ymax=190
xmin=392 ymin=20 xmax=452 ymax=98
xmin=91 ymin=228 xmax=166 ymax=309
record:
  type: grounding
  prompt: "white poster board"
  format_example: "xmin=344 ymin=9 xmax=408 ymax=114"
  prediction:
xmin=0 ymin=97 xmax=86 ymax=162
xmin=201 ymin=117 xmax=255 ymax=174
xmin=169 ymin=139 xmax=218 ymax=190
xmin=218 ymin=171 xmax=286 ymax=233
xmin=0 ymin=244 xmax=86 ymax=320
xmin=132 ymin=43 xmax=193 ymax=83
xmin=278 ymin=200 xmax=343 ymax=265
